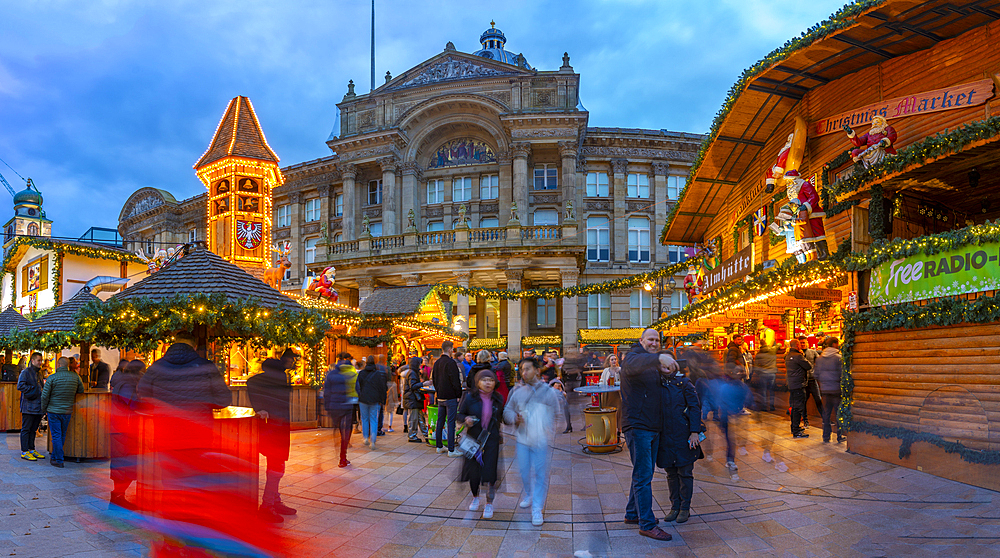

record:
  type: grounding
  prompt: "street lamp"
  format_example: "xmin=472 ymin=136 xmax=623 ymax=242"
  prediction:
xmin=644 ymin=275 xmax=677 ymax=320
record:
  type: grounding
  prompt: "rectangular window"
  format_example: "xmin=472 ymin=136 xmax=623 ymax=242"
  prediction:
xmin=533 ymin=209 xmax=558 ymax=226
xmin=667 ymin=176 xmax=682 ymax=200
xmin=304 ymin=199 xmax=321 ymax=222
xmin=333 ymin=232 xmax=343 ymax=243
xmin=670 ymin=290 xmax=688 ymax=313
xmin=536 ymin=299 xmax=556 ymax=328
xmin=480 ymin=175 xmax=499 ymax=200
xmin=479 ymin=217 xmax=499 ymax=228
xmin=586 ymin=216 xmax=610 ymax=262
xmin=188 ymin=229 xmax=197 ymax=243
xmin=668 ymin=245 xmax=688 ymax=265
xmin=586 ymin=172 xmax=609 ymax=197
xmin=630 ymin=290 xmax=653 ymax=327
xmin=533 ymin=164 xmax=558 ymax=190
xmin=427 ymin=179 xmax=445 ymax=204
xmin=453 ymin=177 xmax=473 ymax=202
xmin=369 ymin=222 xmax=382 ymax=237
xmin=276 ymin=205 xmax=291 ymax=227
xmin=587 ymin=293 xmax=611 ymax=328
xmin=427 ymin=221 xmax=445 ymax=232
xmin=367 ymin=180 xmax=382 ymax=206
xmin=627 ymin=173 xmax=650 ymax=198
xmin=628 ymin=217 xmax=650 ymax=263
xmin=305 ymin=238 xmax=318 ymax=264
xmin=334 ymin=194 xmax=344 ymax=217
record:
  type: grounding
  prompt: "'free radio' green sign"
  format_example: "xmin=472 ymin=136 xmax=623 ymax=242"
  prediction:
xmin=869 ymin=241 xmax=1000 ymax=306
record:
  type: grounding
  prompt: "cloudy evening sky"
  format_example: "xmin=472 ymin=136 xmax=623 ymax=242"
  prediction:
xmin=1 ymin=0 xmax=846 ymax=238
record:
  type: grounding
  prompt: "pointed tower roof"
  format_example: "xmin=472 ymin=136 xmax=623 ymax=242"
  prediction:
xmin=194 ymin=96 xmax=279 ymax=169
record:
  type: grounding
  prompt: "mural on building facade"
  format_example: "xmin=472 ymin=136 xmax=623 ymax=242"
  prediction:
xmin=428 ymin=139 xmax=496 ymax=169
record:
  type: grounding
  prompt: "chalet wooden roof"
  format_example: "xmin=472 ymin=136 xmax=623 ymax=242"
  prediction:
xmin=194 ymin=96 xmax=279 ymax=169
xmin=664 ymin=0 xmax=1000 ymax=244
xmin=28 ymin=289 xmax=100 ymax=333
xmin=114 ymin=244 xmax=301 ymax=310
xmin=0 ymin=307 xmax=30 ymax=336
xmin=358 ymin=285 xmax=435 ymax=316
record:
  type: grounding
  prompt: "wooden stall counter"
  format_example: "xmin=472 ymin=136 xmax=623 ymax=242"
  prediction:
xmin=0 ymin=382 xmax=22 ymax=432
xmin=230 ymin=384 xmax=318 ymax=430
xmin=47 ymin=390 xmax=110 ymax=460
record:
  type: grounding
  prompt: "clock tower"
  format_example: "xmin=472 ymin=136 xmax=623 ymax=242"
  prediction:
xmin=3 ymin=179 xmax=53 ymax=250
xmin=194 ymin=96 xmax=282 ymax=277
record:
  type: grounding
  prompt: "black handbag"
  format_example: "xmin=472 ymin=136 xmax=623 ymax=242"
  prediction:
xmin=395 ymin=404 xmax=404 ymax=415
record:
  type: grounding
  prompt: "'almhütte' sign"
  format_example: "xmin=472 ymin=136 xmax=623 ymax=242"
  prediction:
xmin=812 ymin=77 xmax=996 ymax=137
xmin=869 ymin=241 xmax=1000 ymax=305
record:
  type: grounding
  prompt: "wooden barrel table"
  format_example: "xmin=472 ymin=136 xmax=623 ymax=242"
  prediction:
xmin=47 ymin=391 xmax=110 ymax=460
xmin=0 ymin=382 xmax=22 ymax=431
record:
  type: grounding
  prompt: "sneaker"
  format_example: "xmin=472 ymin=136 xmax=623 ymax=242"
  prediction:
xmin=639 ymin=526 xmax=671 ymax=541
xmin=408 ymin=437 xmax=422 ymax=443
xmin=803 ymin=421 xmax=810 ymax=429
xmin=258 ymin=505 xmax=283 ymax=523
xmin=273 ymin=502 xmax=297 ymax=515
xmin=370 ymin=440 xmax=377 ymax=450
xmin=436 ymin=446 xmax=447 ymax=454
xmin=483 ymin=504 xmax=493 ymax=519
xmin=388 ymin=428 xmax=394 ymax=433
xmin=762 ymin=451 xmax=773 ymax=463
xmin=469 ymin=497 xmax=480 ymax=511
xmin=377 ymin=430 xmax=386 ymax=436
xmin=30 ymin=450 xmax=45 ymax=459
xmin=793 ymin=432 xmax=809 ymax=439
xmin=363 ymin=437 xmax=370 ymax=446
xmin=20 ymin=452 xmax=37 ymax=461
xmin=739 ymin=408 xmax=752 ymax=415
xmin=448 ymin=450 xmax=462 ymax=458
xmin=338 ymin=459 xmax=350 ymax=468
xmin=726 ymin=461 xmax=738 ymax=472
xmin=532 ymin=510 xmax=544 ymax=526
xmin=519 ymin=497 xmax=531 ymax=509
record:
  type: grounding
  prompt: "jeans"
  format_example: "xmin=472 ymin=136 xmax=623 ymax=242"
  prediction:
xmin=789 ymin=389 xmax=806 ymax=434
xmin=624 ymin=428 xmax=659 ymax=531
xmin=665 ymin=463 xmax=694 ymax=511
xmin=330 ymin=410 xmax=352 ymax=460
xmin=359 ymin=403 xmax=380 ymax=444
xmin=20 ymin=413 xmax=43 ymax=452
xmin=48 ymin=413 xmax=72 ymax=463
xmin=406 ymin=407 xmax=421 ymax=438
xmin=821 ymin=394 xmax=842 ymax=442
xmin=435 ymin=399 xmax=458 ymax=451
xmin=516 ymin=442 xmax=552 ymax=514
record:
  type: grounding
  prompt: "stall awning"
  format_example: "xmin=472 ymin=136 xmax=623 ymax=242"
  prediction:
xmin=579 ymin=328 xmax=643 ymax=345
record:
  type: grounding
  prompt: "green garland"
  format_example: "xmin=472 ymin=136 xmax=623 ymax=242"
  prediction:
xmin=338 ymin=333 xmax=396 ymax=347
xmin=1 ymin=236 xmax=142 ymax=273
xmin=819 ymin=150 xmax=858 ymax=217
xmin=436 ymin=261 xmax=688 ymax=300
xmin=658 ymin=0 xmax=888 ymax=245
xmin=839 ymin=220 xmax=1000 ymax=272
xmin=0 ymin=328 xmax=74 ymax=352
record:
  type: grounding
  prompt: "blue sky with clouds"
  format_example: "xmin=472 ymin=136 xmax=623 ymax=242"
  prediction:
xmin=0 ymin=0 xmax=846 ymax=237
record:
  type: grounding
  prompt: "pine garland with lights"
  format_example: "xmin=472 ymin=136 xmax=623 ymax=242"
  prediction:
xmin=521 ymin=335 xmax=563 ymax=347
xmin=838 ymin=221 xmax=1000 ymax=272
xmin=659 ymin=0 xmax=889 ymax=245
xmin=0 ymin=328 xmax=74 ymax=352
xmin=1 ymin=237 xmax=143 ymax=273
xmin=338 ymin=333 xmax=396 ymax=347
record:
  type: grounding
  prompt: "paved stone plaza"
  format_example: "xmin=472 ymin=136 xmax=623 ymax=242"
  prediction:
xmin=3 ymin=394 xmax=1000 ymax=557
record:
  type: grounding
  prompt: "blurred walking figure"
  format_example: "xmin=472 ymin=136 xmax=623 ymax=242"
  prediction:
xmin=656 ymin=358 xmax=704 ymax=524
xmin=713 ymin=368 xmax=751 ymax=474
xmin=752 ymin=335 xmax=778 ymax=411
xmin=110 ymin=359 xmax=145 ymax=508
xmin=247 ymin=349 xmax=299 ymax=522
xmin=356 ymin=355 xmax=388 ymax=450
xmin=458 ymin=369 xmax=505 ymax=520
xmin=323 ymin=360 xmax=355 ymax=467
xmin=815 ymin=337 xmax=845 ymax=443
xmin=785 ymin=339 xmax=812 ymax=439
xmin=541 ymin=364 xmax=572 ymax=434
xmin=504 ymin=357 xmax=560 ymax=526
xmin=17 ymin=352 xmax=45 ymax=462
xmin=41 ymin=356 xmax=85 ymax=467
xmin=433 ymin=340 xmax=463 ymax=457
xmin=385 ymin=367 xmax=399 ymax=433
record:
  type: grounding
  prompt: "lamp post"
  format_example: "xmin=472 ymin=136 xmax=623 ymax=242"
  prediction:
xmin=644 ymin=275 xmax=677 ymax=322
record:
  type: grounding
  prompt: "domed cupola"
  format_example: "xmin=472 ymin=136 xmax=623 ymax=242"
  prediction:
xmin=13 ymin=179 xmax=45 ymax=218
xmin=473 ymin=21 xmax=532 ymax=69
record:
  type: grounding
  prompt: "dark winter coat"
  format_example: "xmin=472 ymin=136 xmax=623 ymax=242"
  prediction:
xmin=457 ymin=388 xmax=504 ymax=484
xmin=17 ymin=365 xmax=43 ymax=415
xmin=621 ymin=342 xmax=673 ymax=433
xmin=137 ymin=343 xmax=231 ymax=413
xmin=492 ymin=359 xmax=514 ymax=388
xmin=724 ymin=343 xmax=749 ymax=379
xmin=247 ymin=359 xmax=293 ymax=462
xmin=110 ymin=372 xmax=141 ymax=482
xmin=432 ymin=354 xmax=463 ymax=400
xmin=356 ymin=362 xmax=387 ymax=406
xmin=753 ymin=346 xmax=778 ymax=376
xmin=656 ymin=375 xmax=705 ymax=469
xmin=402 ymin=368 xmax=424 ymax=409
xmin=41 ymin=367 xmax=85 ymax=414
xmin=814 ymin=347 xmax=843 ymax=395
xmin=466 ymin=362 xmax=492 ymax=391
xmin=784 ymin=348 xmax=811 ymax=391
xmin=91 ymin=361 xmax=111 ymax=390
xmin=322 ymin=367 xmax=352 ymax=415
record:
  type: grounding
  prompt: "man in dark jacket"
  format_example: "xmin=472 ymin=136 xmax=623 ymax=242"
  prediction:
xmin=324 ymin=361 xmax=355 ymax=467
xmin=17 ymin=353 xmax=45 ymax=461
xmin=432 ymin=340 xmax=463 ymax=456
xmin=247 ymin=349 xmax=298 ymax=522
xmin=784 ymin=339 xmax=811 ymax=438
xmin=90 ymin=348 xmax=111 ymax=390
xmin=620 ymin=328 xmax=677 ymax=542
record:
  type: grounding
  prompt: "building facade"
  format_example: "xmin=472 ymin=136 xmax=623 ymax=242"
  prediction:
xmin=118 ymin=25 xmax=702 ymax=356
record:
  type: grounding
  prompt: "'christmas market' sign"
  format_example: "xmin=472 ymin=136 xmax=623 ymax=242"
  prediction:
xmin=870 ymin=241 xmax=1000 ymax=306
xmin=703 ymin=246 xmax=752 ymax=293
xmin=811 ymin=76 xmax=996 ymax=136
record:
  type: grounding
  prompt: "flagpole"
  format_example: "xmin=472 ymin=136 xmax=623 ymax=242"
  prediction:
xmin=370 ymin=0 xmax=376 ymax=92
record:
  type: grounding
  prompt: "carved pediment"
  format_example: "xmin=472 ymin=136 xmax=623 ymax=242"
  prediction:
xmin=391 ymin=56 xmax=522 ymax=91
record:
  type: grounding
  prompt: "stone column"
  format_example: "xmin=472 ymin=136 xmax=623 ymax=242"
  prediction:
xmin=652 ymin=161 xmax=670 ymax=265
xmin=611 ymin=158 xmax=628 ymax=263
xmin=341 ymin=164 xmax=357 ymax=241
xmin=317 ymin=183 xmax=331 ymax=258
xmin=511 ymin=143 xmax=531 ymax=219
xmin=454 ymin=271 xmax=471 ymax=343
xmin=476 ymin=296 xmax=487 ymax=339
xmin=497 ymin=150 xmax=512 ymax=226
xmin=287 ymin=192 xmax=302 ymax=282
xmin=400 ymin=161 xmax=421 ymax=232
xmin=558 ymin=141 xmax=577 ymax=208
xmin=576 ymin=156 xmax=588 ymax=241
xmin=505 ymin=269 xmax=523 ymax=358
xmin=357 ymin=276 xmax=376 ymax=303
xmin=379 ymin=156 xmax=399 ymax=236
xmin=560 ymin=270 xmax=579 ymax=352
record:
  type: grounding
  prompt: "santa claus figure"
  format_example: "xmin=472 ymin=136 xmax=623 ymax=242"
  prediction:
xmin=683 ymin=265 xmax=703 ymax=304
xmin=845 ymin=116 xmax=897 ymax=169
xmin=306 ymin=266 xmax=339 ymax=302
xmin=765 ymin=133 xmax=794 ymax=193
xmin=783 ymin=170 xmax=829 ymax=260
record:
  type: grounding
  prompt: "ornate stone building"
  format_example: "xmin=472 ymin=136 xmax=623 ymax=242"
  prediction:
xmin=118 ymin=24 xmax=702 ymax=356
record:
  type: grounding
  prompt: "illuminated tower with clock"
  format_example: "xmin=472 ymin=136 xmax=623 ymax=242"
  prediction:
xmin=194 ymin=96 xmax=282 ymax=278
xmin=3 ymin=179 xmax=53 ymax=250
